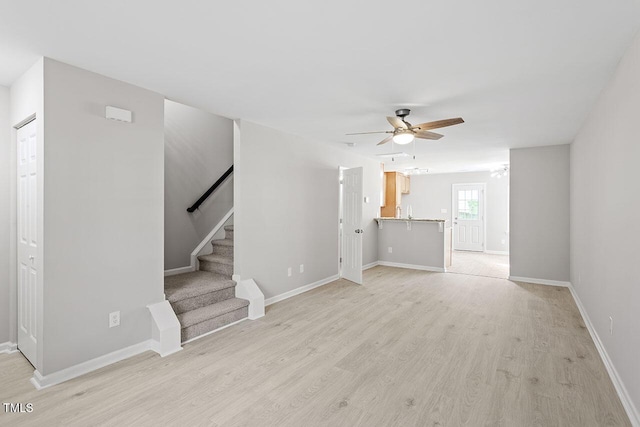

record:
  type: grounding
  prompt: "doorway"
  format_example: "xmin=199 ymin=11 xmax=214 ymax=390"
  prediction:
xmin=452 ymin=183 xmax=485 ymax=251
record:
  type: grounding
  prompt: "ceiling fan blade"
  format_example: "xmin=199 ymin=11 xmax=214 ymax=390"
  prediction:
xmin=412 ymin=117 xmax=464 ymax=131
xmin=415 ymin=131 xmax=444 ymax=140
xmin=345 ymin=130 xmax=393 ymax=135
xmin=377 ymin=135 xmax=394 ymax=145
xmin=387 ymin=116 xmax=408 ymax=129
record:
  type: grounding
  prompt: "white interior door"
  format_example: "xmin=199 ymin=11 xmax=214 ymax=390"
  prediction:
xmin=341 ymin=167 xmax=363 ymax=284
xmin=453 ymin=183 xmax=485 ymax=252
xmin=17 ymin=119 xmax=38 ymax=366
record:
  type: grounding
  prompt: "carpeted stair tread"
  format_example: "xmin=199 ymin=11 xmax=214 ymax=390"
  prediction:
xmin=224 ymin=225 xmax=234 ymax=231
xmin=198 ymin=253 xmax=233 ymax=265
xmin=212 ymin=238 xmax=234 ymax=247
xmin=165 ymin=271 xmax=235 ymax=303
xmin=178 ymin=298 xmax=249 ymax=328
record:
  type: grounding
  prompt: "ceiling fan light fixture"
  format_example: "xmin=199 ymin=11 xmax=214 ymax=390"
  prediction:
xmin=392 ymin=132 xmax=415 ymax=145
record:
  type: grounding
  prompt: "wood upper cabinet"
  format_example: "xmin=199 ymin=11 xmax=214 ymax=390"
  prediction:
xmin=381 ymin=172 xmax=410 ymax=217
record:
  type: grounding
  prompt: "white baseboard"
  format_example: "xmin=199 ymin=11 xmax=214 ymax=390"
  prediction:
xmin=182 ymin=318 xmax=248 ymax=345
xmin=362 ymin=261 xmax=379 ymax=271
xmin=31 ymin=340 xmax=153 ymax=390
xmin=0 ymin=341 xmax=18 ymax=354
xmin=265 ymin=274 xmax=340 ymax=306
xmin=378 ymin=261 xmax=445 ymax=273
xmin=484 ymin=250 xmax=509 ymax=255
xmin=568 ymin=285 xmax=640 ymax=426
xmin=508 ymin=276 xmax=571 ymax=287
xmin=164 ymin=266 xmax=194 ymax=277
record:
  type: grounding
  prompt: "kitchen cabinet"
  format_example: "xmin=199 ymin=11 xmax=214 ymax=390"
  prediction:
xmin=380 ymin=172 xmax=410 ymax=217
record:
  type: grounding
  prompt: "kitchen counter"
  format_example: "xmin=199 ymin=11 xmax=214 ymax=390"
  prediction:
xmin=376 ymin=217 xmax=445 ymax=222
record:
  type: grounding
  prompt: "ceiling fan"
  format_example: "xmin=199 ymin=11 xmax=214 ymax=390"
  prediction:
xmin=347 ymin=109 xmax=464 ymax=145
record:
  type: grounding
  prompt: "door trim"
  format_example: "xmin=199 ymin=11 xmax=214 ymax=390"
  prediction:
xmin=451 ymin=182 xmax=487 ymax=252
xmin=338 ymin=167 xmax=346 ymax=277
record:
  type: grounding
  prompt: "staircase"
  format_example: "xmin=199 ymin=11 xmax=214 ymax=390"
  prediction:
xmin=164 ymin=225 xmax=248 ymax=342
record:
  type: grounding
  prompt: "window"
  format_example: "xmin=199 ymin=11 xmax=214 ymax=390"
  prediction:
xmin=458 ymin=189 xmax=479 ymax=220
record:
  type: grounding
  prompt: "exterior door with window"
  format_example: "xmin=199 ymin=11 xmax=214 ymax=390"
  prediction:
xmin=453 ymin=183 xmax=485 ymax=251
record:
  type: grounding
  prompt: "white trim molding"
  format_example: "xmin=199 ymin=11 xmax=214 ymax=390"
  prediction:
xmin=265 ymin=274 xmax=340 ymax=306
xmin=147 ymin=300 xmax=182 ymax=357
xmin=164 ymin=266 xmax=193 ymax=277
xmin=31 ymin=340 xmax=154 ymax=390
xmin=0 ymin=341 xmax=18 ymax=354
xmin=378 ymin=261 xmax=445 ymax=273
xmin=508 ymin=276 xmax=571 ymax=287
xmin=362 ymin=261 xmax=379 ymax=271
xmin=235 ymin=279 xmax=265 ymax=319
xmin=568 ymin=285 xmax=640 ymax=426
xmin=484 ymin=250 xmax=509 ymax=256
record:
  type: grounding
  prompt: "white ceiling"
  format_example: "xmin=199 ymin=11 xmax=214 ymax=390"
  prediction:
xmin=1 ymin=1 xmax=639 ymax=173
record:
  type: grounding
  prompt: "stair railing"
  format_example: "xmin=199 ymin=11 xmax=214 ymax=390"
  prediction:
xmin=187 ymin=165 xmax=234 ymax=212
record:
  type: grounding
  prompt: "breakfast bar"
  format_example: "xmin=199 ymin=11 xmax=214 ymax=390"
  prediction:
xmin=375 ymin=218 xmax=452 ymax=271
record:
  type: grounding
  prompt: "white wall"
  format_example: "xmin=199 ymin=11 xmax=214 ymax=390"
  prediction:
xmin=570 ymin=31 xmax=640 ymax=420
xmin=0 ymin=85 xmax=10 ymax=344
xmin=401 ymin=171 xmax=509 ymax=253
xmin=510 ymin=145 xmax=570 ymax=282
xmin=235 ymin=121 xmax=380 ymax=299
xmin=164 ymin=100 xmax=233 ymax=269
xmin=41 ymin=59 xmax=165 ymax=375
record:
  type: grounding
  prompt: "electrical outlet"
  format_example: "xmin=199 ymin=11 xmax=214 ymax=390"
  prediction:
xmin=388 ymin=247 xmax=393 ymax=253
xmin=287 ymin=267 xmax=292 ymax=277
xmin=441 ymin=208 xmax=447 ymax=213
xmin=609 ymin=316 xmax=613 ymax=335
xmin=299 ymin=264 xmax=304 ymax=273
xmin=109 ymin=311 xmax=120 ymax=328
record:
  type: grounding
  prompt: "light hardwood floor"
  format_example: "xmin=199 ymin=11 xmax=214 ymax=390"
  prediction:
xmin=0 ymin=266 xmax=630 ymax=426
xmin=447 ymin=250 xmax=510 ymax=279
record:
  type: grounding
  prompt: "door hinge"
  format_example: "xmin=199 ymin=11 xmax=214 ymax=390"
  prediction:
xmin=339 ymin=257 xmax=342 ymax=263
xmin=340 ymin=218 xmax=342 ymax=224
